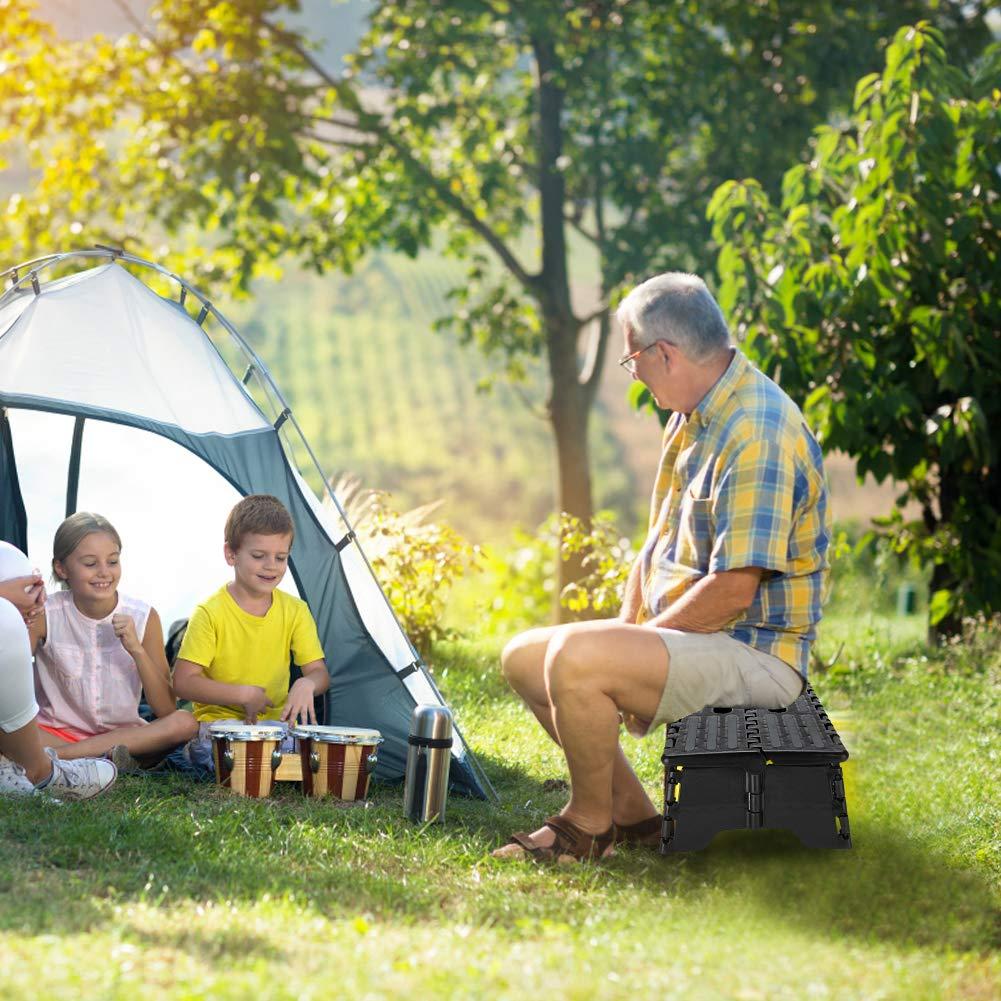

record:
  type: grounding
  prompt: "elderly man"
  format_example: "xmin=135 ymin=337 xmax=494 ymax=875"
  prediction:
xmin=495 ymin=272 xmax=830 ymax=862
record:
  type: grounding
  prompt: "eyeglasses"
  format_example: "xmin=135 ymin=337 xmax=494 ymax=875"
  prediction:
xmin=618 ymin=341 xmax=660 ymax=376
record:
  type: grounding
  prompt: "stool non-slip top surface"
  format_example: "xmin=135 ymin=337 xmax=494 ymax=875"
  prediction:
xmin=662 ymin=685 xmax=849 ymax=766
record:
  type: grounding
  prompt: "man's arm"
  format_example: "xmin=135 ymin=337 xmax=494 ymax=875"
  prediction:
xmin=647 ymin=567 xmax=764 ymax=633
xmin=619 ymin=557 xmax=644 ymax=624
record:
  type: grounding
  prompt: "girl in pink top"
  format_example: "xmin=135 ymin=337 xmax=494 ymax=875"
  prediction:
xmin=29 ymin=513 xmax=198 ymax=770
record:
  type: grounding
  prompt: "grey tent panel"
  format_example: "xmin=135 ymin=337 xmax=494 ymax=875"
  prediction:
xmin=0 ymin=407 xmax=28 ymax=553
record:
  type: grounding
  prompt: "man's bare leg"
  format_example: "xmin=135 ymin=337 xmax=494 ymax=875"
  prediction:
xmin=495 ymin=621 xmax=668 ymax=857
xmin=501 ymin=625 xmax=660 ymax=826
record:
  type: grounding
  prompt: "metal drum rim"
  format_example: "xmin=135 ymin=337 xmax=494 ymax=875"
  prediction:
xmin=291 ymin=724 xmax=383 ymax=745
xmin=208 ymin=723 xmax=287 ymax=741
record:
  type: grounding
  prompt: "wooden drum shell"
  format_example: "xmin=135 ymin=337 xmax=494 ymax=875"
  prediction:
xmin=210 ymin=727 xmax=284 ymax=798
xmin=294 ymin=728 xmax=382 ymax=801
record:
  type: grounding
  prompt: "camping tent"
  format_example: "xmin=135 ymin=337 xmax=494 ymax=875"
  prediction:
xmin=0 ymin=247 xmax=491 ymax=799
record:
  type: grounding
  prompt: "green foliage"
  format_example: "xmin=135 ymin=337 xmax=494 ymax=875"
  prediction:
xmin=481 ymin=518 xmax=559 ymax=635
xmin=2 ymin=0 xmax=991 ymax=562
xmin=347 ymin=488 xmax=482 ymax=658
xmin=483 ymin=509 xmax=635 ymax=632
xmin=821 ymin=610 xmax=1001 ymax=696
xmin=709 ymin=23 xmax=1001 ymax=634
xmin=558 ymin=511 xmax=636 ymax=617
xmin=824 ymin=521 xmax=930 ymax=619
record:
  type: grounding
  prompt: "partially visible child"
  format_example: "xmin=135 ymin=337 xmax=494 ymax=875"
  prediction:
xmin=173 ymin=495 xmax=328 ymax=766
xmin=29 ymin=513 xmax=198 ymax=772
xmin=0 ymin=539 xmax=118 ymax=799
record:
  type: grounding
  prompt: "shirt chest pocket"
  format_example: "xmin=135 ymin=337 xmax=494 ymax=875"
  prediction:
xmin=40 ymin=640 xmax=88 ymax=680
xmin=676 ymin=495 xmax=714 ymax=572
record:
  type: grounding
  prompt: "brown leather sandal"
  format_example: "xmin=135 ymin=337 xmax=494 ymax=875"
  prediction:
xmin=503 ymin=815 xmax=616 ymax=863
xmin=614 ymin=814 xmax=663 ymax=848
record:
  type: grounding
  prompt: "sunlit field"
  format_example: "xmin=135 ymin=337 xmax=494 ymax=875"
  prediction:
xmin=222 ymin=254 xmax=635 ymax=545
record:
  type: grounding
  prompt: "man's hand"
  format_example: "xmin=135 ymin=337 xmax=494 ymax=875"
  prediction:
xmin=237 ymin=685 xmax=273 ymax=723
xmin=280 ymin=677 xmax=318 ymax=726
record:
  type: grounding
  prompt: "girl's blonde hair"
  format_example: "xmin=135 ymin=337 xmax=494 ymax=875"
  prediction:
xmin=52 ymin=512 xmax=123 ymax=587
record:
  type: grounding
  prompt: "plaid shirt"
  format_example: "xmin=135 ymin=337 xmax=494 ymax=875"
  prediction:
xmin=637 ymin=349 xmax=831 ymax=676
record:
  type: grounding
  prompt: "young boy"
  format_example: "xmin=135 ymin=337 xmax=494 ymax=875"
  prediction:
xmin=174 ymin=495 xmax=328 ymax=763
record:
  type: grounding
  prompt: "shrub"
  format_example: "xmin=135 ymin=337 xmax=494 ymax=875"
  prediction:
xmin=484 ymin=510 xmax=636 ymax=632
xmin=327 ymin=476 xmax=481 ymax=659
xmin=557 ymin=511 xmax=636 ymax=617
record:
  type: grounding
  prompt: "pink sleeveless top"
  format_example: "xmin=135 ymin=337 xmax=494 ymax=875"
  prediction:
xmin=34 ymin=590 xmax=151 ymax=738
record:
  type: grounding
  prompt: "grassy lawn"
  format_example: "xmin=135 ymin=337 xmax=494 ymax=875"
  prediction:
xmin=2 ymin=623 xmax=998 ymax=1000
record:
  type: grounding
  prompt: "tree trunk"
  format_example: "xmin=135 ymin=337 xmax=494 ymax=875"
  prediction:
xmin=546 ymin=312 xmax=594 ymax=622
xmin=531 ymin=30 xmax=597 ymax=621
xmin=928 ymin=466 xmax=962 ymax=643
xmin=928 ymin=560 xmax=962 ymax=644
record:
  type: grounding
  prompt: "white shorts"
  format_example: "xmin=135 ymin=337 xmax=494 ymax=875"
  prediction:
xmin=643 ymin=629 xmax=805 ymax=734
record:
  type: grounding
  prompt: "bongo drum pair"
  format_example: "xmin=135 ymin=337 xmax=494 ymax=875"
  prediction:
xmin=210 ymin=722 xmax=383 ymax=800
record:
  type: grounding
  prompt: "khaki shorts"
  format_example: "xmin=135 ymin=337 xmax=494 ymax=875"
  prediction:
xmin=638 ymin=629 xmax=805 ymax=735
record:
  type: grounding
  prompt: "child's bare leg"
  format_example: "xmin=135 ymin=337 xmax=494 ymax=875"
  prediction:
xmin=52 ymin=711 xmax=199 ymax=764
xmin=0 ymin=721 xmax=56 ymax=785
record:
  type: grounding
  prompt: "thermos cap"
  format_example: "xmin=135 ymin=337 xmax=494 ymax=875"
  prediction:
xmin=410 ymin=704 xmax=453 ymax=742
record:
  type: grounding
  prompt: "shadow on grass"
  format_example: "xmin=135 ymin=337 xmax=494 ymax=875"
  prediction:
xmin=623 ymin=821 xmax=1000 ymax=954
xmin=1 ymin=773 xmax=996 ymax=959
xmin=467 ymin=748 xmax=574 ymax=804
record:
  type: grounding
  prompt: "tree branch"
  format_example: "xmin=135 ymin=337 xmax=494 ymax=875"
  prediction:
xmin=302 ymin=130 xmax=376 ymax=152
xmin=259 ymin=15 xmax=538 ymax=295
xmin=303 ymin=112 xmax=377 ymax=136
xmin=578 ymin=304 xmax=608 ymax=330
xmin=565 ymin=213 xmax=599 ymax=246
xmin=511 ymin=381 xmax=550 ymax=422
xmin=580 ymin=308 xmax=612 ymax=407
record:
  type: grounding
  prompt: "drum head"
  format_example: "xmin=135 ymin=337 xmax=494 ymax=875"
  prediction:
xmin=291 ymin=724 xmax=383 ymax=745
xmin=208 ymin=722 xmax=286 ymax=741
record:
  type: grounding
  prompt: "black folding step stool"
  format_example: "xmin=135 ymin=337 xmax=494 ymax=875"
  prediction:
xmin=660 ymin=685 xmax=852 ymax=852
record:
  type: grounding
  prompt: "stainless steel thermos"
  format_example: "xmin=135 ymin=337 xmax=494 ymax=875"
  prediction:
xmin=403 ymin=704 xmax=453 ymax=822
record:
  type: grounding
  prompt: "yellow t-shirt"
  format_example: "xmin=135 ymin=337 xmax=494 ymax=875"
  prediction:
xmin=178 ymin=585 xmax=325 ymax=723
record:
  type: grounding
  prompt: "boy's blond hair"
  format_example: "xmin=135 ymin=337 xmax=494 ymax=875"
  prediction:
xmin=225 ymin=495 xmax=294 ymax=550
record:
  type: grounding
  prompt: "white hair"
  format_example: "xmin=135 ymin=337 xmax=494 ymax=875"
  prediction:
xmin=617 ymin=272 xmax=731 ymax=362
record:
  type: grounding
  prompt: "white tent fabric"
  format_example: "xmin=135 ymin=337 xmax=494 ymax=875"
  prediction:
xmin=8 ymin=408 xmax=283 ymax=627
xmin=0 ymin=265 xmax=267 ymax=434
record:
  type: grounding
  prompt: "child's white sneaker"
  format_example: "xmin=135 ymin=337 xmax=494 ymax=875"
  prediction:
xmin=40 ymin=746 xmax=117 ymax=801
xmin=0 ymin=753 xmax=37 ymax=795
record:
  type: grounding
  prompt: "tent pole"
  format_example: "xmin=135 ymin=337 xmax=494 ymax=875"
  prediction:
xmin=65 ymin=417 xmax=85 ymax=518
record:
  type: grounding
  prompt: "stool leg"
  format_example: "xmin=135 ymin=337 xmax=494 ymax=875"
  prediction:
xmin=762 ymin=764 xmax=853 ymax=849
xmin=661 ymin=765 xmax=682 ymax=852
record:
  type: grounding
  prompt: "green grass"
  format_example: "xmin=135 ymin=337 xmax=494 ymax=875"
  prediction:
xmin=2 ymin=622 xmax=998 ymax=1000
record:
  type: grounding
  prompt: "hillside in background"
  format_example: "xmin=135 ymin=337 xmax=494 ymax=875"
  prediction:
xmin=222 ymin=253 xmax=637 ymax=542
xmin=37 ymin=0 xmax=370 ymax=66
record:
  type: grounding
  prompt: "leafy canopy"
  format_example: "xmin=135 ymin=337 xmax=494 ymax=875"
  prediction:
xmin=0 ymin=1 xmax=989 ymax=357
xmin=708 ymin=23 xmax=1001 ymax=630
